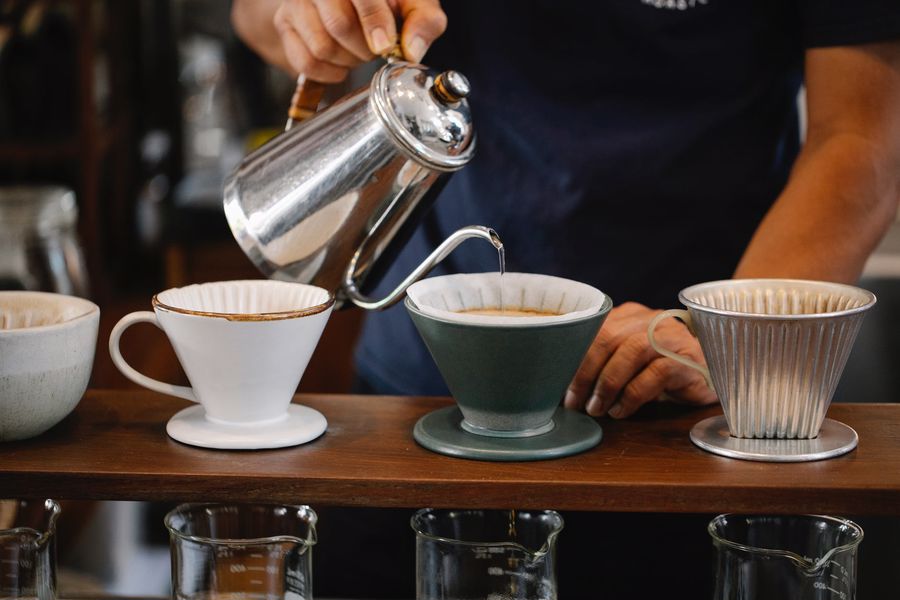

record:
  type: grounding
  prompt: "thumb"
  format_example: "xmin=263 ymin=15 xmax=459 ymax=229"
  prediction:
xmin=350 ymin=0 xmax=398 ymax=55
xmin=398 ymin=0 xmax=447 ymax=63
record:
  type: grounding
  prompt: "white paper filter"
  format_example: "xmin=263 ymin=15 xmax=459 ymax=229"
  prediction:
xmin=157 ymin=280 xmax=331 ymax=314
xmin=0 ymin=292 xmax=96 ymax=330
xmin=406 ymin=272 xmax=607 ymax=326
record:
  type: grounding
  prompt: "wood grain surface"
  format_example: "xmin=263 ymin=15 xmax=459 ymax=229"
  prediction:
xmin=2 ymin=390 xmax=899 ymax=515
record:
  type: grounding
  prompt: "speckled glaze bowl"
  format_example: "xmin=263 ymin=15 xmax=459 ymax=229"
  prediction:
xmin=0 ymin=291 xmax=99 ymax=441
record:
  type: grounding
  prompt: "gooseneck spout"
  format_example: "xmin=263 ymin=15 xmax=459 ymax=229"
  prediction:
xmin=343 ymin=225 xmax=503 ymax=310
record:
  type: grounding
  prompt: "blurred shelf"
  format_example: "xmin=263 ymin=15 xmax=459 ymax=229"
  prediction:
xmin=0 ymin=139 xmax=81 ymax=162
xmin=2 ymin=390 xmax=900 ymax=515
xmin=0 ymin=120 xmax=124 ymax=164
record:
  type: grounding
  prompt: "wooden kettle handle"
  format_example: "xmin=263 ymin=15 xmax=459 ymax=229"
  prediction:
xmin=284 ymin=40 xmax=405 ymax=131
xmin=285 ymin=74 xmax=327 ymax=131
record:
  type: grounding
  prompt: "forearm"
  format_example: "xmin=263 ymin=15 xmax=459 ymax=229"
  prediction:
xmin=734 ymin=133 xmax=900 ymax=283
xmin=231 ymin=0 xmax=293 ymax=74
xmin=735 ymin=42 xmax=900 ymax=284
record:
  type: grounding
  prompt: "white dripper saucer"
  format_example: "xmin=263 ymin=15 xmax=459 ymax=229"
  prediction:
xmin=167 ymin=404 xmax=327 ymax=450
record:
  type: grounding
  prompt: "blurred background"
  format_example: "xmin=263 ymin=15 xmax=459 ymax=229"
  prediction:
xmin=1 ymin=0 xmax=899 ymax=598
xmin=0 ymin=0 xmax=373 ymax=596
xmin=0 ymin=0 xmax=367 ymax=394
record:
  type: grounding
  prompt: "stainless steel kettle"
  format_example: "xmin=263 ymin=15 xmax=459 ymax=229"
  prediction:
xmin=223 ymin=58 xmax=500 ymax=309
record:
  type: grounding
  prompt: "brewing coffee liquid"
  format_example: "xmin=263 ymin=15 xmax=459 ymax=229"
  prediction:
xmin=498 ymin=243 xmax=506 ymax=312
xmin=458 ymin=308 xmax=561 ymax=317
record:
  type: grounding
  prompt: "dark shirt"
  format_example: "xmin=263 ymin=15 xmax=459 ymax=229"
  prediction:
xmin=354 ymin=0 xmax=900 ymax=396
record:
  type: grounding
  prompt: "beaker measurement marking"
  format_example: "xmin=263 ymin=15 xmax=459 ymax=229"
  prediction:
xmin=827 ymin=587 xmax=846 ymax=600
xmin=250 ymin=579 xmax=264 ymax=585
xmin=250 ymin=553 xmax=264 ymax=558
xmin=814 ymin=581 xmax=847 ymax=600
xmin=829 ymin=560 xmax=850 ymax=577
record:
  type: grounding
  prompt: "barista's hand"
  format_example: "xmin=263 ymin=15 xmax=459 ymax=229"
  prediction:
xmin=564 ymin=302 xmax=717 ymax=419
xmin=269 ymin=0 xmax=447 ymax=82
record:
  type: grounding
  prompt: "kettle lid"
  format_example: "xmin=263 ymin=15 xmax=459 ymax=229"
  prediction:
xmin=371 ymin=61 xmax=475 ymax=172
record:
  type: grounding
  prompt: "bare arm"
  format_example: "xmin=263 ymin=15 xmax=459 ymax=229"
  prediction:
xmin=567 ymin=41 xmax=900 ymax=420
xmin=735 ymin=41 xmax=900 ymax=282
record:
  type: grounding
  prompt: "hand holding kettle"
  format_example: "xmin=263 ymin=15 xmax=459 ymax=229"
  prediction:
xmin=232 ymin=0 xmax=447 ymax=80
xmin=226 ymin=0 xmax=495 ymax=311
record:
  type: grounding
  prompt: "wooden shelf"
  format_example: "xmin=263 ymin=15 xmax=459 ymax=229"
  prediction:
xmin=2 ymin=390 xmax=899 ymax=515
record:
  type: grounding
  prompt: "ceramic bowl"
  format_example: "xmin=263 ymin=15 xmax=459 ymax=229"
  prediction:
xmin=0 ymin=291 xmax=99 ymax=441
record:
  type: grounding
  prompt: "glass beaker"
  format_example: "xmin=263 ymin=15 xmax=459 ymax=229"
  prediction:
xmin=165 ymin=503 xmax=317 ymax=600
xmin=412 ymin=508 xmax=563 ymax=600
xmin=0 ymin=499 xmax=60 ymax=600
xmin=709 ymin=514 xmax=863 ymax=600
xmin=0 ymin=187 xmax=89 ymax=297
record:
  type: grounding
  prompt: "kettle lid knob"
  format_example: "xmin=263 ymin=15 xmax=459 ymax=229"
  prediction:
xmin=432 ymin=71 xmax=470 ymax=104
xmin=372 ymin=62 xmax=476 ymax=172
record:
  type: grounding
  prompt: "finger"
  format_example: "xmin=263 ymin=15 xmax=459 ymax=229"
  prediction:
xmin=649 ymin=316 xmax=706 ymax=365
xmin=568 ymin=326 xmax=642 ymax=410
xmin=350 ymin=0 xmax=397 ymax=55
xmin=290 ymin=0 xmax=364 ymax=67
xmin=587 ymin=332 xmax=657 ymax=417
xmin=607 ymin=358 xmax=674 ymax=419
xmin=397 ymin=0 xmax=446 ymax=62
xmin=274 ymin=9 xmax=351 ymax=82
xmin=608 ymin=356 xmax=718 ymax=419
xmin=312 ymin=0 xmax=375 ymax=61
xmin=566 ymin=330 xmax=609 ymax=410
xmin=566 ymin=339 xmax=608 ymax=412
xmin=596 ymin=316 xmax=709 ymax=414
xmin=568 ymin=311 xmax=656 ymax=410
xmin=564 ymin=379 xmax=590 ymax=412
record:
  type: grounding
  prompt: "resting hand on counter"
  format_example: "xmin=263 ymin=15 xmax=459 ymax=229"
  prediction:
xmin=231 ymin=0 xmax=447 ymax=82
xmin=564 ymin=302 xmax=717 ymax=419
